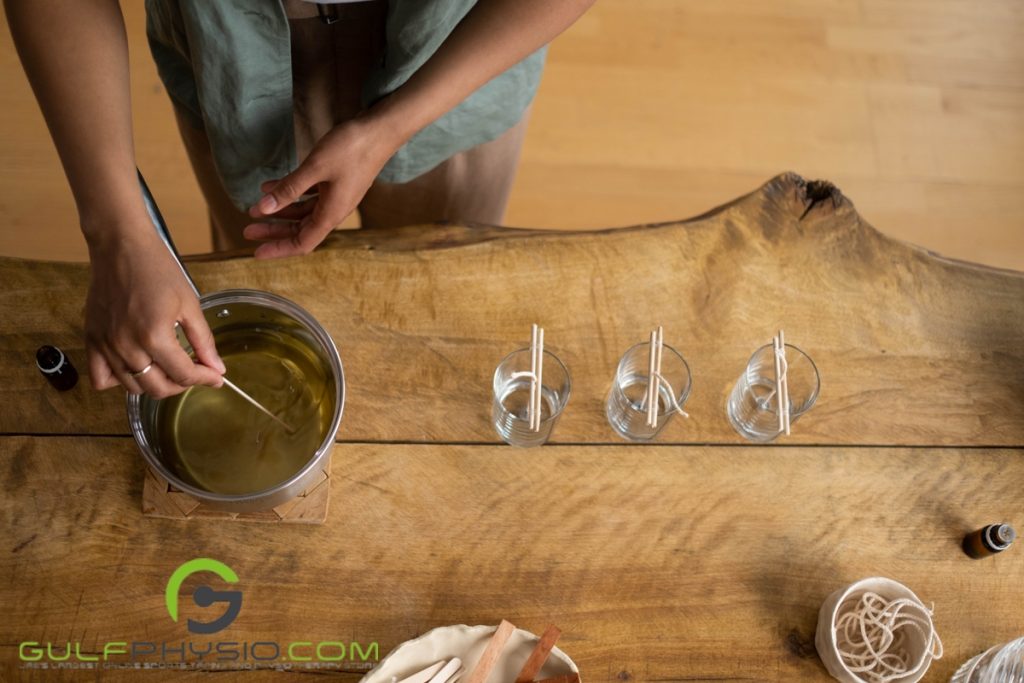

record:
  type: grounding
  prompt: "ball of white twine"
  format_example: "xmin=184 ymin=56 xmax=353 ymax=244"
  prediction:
xmin=834 ymin=592 xmax=943 ymax=683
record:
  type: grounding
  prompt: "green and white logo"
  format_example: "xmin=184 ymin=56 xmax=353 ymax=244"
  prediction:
xmin=165 ymin=558 xmax=242 ymax=635
xmin=20 ymin=557 xmax=380 ymax=671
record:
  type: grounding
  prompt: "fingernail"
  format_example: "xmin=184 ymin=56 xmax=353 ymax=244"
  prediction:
xmin=257 ymin=194 xmax=278 ymax=213
xmin=214 ymin=357 xmax=226 ymax=373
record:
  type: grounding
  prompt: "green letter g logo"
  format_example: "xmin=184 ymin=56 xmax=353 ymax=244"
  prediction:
xmin=166 ymin=558 xmax=242 ymax=634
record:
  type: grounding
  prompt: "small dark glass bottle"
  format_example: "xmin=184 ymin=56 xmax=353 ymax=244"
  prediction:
xmin=962 ymin=523 xmax=1016 ymax=559
xmin=36 ymin=345 xmax=78 ymax=391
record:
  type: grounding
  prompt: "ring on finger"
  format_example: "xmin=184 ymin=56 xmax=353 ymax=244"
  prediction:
xmin=130 ymin=362 xmax=155 ymax=378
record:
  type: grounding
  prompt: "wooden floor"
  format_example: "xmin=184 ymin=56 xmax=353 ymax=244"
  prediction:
xmin=2 ymin=1 xmax=1023 ymax=269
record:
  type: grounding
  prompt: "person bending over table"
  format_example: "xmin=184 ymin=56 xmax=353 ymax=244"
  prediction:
xmin=5 ymin=0 xmax=593 ymax=398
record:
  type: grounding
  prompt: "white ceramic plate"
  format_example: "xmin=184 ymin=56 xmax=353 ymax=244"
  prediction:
xmin=360 ymin=624 xmax=580 ymax=683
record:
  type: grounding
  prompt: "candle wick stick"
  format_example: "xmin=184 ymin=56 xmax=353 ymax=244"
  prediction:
xmin=529 ymin=324 xmax=538 ymax=431
xmin=773 ymin=334 xmax=784 ymax=434
xmin=772 ymin=330 xmax=791 ymax=436
xmin=642 ymin=327 xmax=687 ymax=426
xmin=526 ymin=324 xmax=546 ymax=432
xmin=655 ymin=325 xmax=664 ymax=427
xmin=646 ymin=329 xmax=657 ymax=427
xmin=536 ymin=326 xmax=545 ymax=433
xmin=779 ymin=329 xmax=790 ymax=435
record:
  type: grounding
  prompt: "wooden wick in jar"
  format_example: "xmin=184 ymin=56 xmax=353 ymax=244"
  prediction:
xmin=643 ymin=326 xmax=688 ymax=428
xmin=646 ymin=327 xmax=661 ymax=427
xmin=512 ymin=325 xmax=545 ymax=432
xmin=529 ymin=324 xmax=545 ymax=432
xmin=772 ymin=330 xmax=791 ymax=436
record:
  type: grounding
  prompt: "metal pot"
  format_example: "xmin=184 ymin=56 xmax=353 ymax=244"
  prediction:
xmin=125 ymin=172 xmax=344 ymax=512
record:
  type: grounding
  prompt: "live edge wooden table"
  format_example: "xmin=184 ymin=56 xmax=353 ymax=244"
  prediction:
xmin=1 ymin=173 xmax=1021 ymax=682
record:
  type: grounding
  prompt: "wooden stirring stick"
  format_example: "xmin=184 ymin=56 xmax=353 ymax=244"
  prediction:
xmin=465 ymin=620 xmax=516 ymax=683
xmin=220 ymin=376 xmax=295 ymax=434
xmin=514 ymin=625 xmax=562 ymax=683
xmin=176 ymin=319 xmax=295 ymax=434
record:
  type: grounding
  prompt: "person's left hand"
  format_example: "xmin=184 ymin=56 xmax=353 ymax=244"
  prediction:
xmin=245 ymin=115 xmax=400 ymax=259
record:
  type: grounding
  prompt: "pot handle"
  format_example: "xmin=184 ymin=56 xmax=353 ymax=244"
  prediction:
xmin=137 ymin=169 xmax=202 ymax=299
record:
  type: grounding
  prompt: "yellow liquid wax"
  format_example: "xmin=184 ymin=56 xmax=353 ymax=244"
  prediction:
xmin=156 ymin=327 xmax=334 ymax=495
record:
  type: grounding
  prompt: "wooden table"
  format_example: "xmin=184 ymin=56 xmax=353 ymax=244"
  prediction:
xmin=1 ymin=173 xmax=1021 ymax=681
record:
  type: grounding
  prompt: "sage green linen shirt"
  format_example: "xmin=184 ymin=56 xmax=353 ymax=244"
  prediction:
xmin=145 ymin=0 xmax=546 ymax=210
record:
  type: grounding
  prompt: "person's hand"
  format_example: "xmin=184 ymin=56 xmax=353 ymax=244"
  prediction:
xmin=84 ymin=229 xmax=225 ymax=397
xmin=244 ymin=115 xmax=401 ymax=259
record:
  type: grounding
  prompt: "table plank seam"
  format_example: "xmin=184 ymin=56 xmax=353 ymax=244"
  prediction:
xmin=1 ymin=432 xmax=1021 ymax=450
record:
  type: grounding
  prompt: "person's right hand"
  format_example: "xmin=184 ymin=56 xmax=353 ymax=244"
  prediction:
xmin=84 ymin=229 xmax=225 ymax=398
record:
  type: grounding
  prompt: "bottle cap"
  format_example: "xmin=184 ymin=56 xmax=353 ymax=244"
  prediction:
xmin=36 ymin=345 xmax=65 ymax=374
xmin=993 ymin=524 xmax=1017 ymax=547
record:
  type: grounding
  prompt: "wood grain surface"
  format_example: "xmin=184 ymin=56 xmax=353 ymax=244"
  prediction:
xmin=1 ymin=436 xmax=1021 ymax=681
xmin=2 ymin=174 xmax=1023 ymax=446
xmin=2 ymin=175 xmax=1022 ymax=682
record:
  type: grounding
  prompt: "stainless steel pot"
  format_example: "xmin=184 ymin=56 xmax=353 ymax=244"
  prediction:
xmin=126 ymin=172 xmax=344 ymax=512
